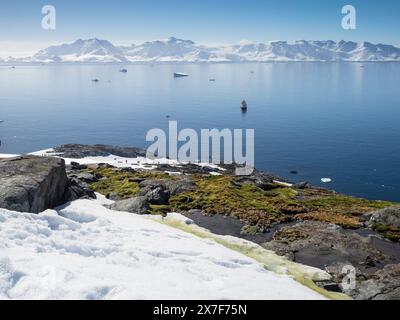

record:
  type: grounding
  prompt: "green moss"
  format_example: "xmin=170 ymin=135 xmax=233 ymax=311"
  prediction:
xmin=169 ymin=175 xmax=293 ymax=230
xmin=90 ymin=174 xmax=140 ymax=200
xmin=372 ymin=223 xmax=400 ymax=242
xmin=274 ymin=229 xmax=309 ymax=242
xmin=87 ymin=167 xmax=395 ymax=230
xmin=304 ymin=195 xmax=391 ymax=211
xmin=88 ymin=167 xmax=173 ymax=200
xmin=297 ymin=195 xmax=393 ymax=229
xmin=168 ymin=175 xmax=394 ymax=231
xmin=149 ymin=204 xmax=171 ymax=216
xmin=240 ymin=225 xmax=259 ymax=235
xmin=265 ymin=187 xmax=298 ymax=200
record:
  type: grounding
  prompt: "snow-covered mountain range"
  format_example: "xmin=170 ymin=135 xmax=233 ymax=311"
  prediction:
xmin=3 ymin=37 xmax=400 ymax=63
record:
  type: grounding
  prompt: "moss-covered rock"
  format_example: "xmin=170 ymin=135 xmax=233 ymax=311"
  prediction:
xmin=88 ymin=167 xmax=171 ymax=200
xmin=296 ymin=194 xmax=392 ymax=229
xmin=86 ymin=166 xmax=395 ymax=233
xmin=372 ymin=223 xmax=400 ymax=242
xmin=240 ymin=225 xmax=259 ymax=235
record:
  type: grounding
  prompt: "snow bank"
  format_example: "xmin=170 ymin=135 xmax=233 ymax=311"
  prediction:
xmin=0 ymin=197 xmax=325 ymax=300
xmin=0 ymin=154 xmax=19 ymax=158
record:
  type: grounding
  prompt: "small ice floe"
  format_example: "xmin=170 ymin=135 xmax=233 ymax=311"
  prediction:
xmin=174 ymin=72 xmax=189 ymax=78
xmin=321 ymin=178 xmax=332 ymax=183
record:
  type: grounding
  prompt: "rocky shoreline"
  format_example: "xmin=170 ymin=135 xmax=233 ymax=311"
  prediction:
xmin=1 ymin=144 xmax=399 ymax=300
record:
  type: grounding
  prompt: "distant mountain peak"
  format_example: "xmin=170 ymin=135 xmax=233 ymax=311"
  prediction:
xmin=4 ymin=39 xmax=400 ymax=64
xmin=167 ymin=36 xmax=194 ymax=44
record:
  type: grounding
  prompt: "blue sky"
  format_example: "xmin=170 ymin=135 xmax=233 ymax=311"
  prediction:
xmin=0 ymin=0 xmax=399 ymax=54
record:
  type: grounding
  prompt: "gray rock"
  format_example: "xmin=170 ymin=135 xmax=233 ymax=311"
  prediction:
xmin=369 ymin=206 xmax=400 ymax=228
xmin=352 ymin=264 xmax=400 ymax=300
xmin=293 ymin=181 xmax=311 ymax=189
xmin=112 ymin=167 xmax=136 ymax=174
xmin=262 ymin=221 xmax=387 ymax=271
xmin=106 ymin=192 xmax=120 ymax=201
xmin=65 ymin=178 xmax=96 ymax=201
xmin=231 ymin=175 xmax=276 ymax=191
xmin=70 ymin=161 xmax=87 ymax=170
xmin=109 ymin=196 xmax=150 ymax=214
xmin=187 ymin=209 xmax=204 ymax=215
xmin=128 ymin=177 xmax=145 ymax=184
xmin=71 ymin=172 xmax=98 ymax=184
xmin=140 ymin=185 xmax=170 ymax=205
xmin=0 ymin=156 xmax=69 ymax=213
xmin=262 ymin=221 xmax=400 ymax=299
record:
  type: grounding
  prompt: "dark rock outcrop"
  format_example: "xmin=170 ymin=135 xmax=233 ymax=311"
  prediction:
xmin=261 ymin=220 xmax=400 ymax=299
xmin=326 ymin=263 xmax=400 ymax=300
xmin=352 ymin=264 xmax=400 ymax=300
xmin=231 ymin=175 xmax=276 ymax=191
xmin=0 ymin=156 xmax=69 ymax=213
xmin=70 ymin=161 xmax=88 ymax=170
xmin=69 ymin=172 xmax=99 ymax=184
xmin=65 ymin=178 xmax=96 ymax=201
xmin=262 ymin=221 xmax=388 ymax=270
xmin=139 ymin=179 xmax=195 ymax=196
xmin=155 ymin=163 xmax=222 ymax=175
xmin=52 ymin=144 xmax=146 ymax=159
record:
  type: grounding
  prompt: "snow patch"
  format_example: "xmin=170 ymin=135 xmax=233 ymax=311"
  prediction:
xmin=0 ymin=198 xmax=327 ymax=300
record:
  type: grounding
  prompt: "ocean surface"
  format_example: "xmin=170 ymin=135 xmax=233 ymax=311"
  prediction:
xmin=1 ymin=63 xmax=399 ymax=201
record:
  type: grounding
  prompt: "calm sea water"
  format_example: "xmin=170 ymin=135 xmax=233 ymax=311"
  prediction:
xmin=1 ymin=63 xmax=399 ymax=201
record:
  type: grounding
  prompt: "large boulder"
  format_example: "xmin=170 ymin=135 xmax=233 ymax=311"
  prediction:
xmin=0 ymin=156 xmax=69 ymax=213
xmin=65 ymin=178 xmax=96 ymax=201
xmin=351 ymin=264 xmax=400 ymax=300
xmin=139 ymin=185 xmax=170 ymax=205
xmin=369 ymin=206 xmax=400 ymax=228
xmin=109 ymin=196 xmax=150 ymax=214
xmin=368 ymin=206 xmax=400 ymax=242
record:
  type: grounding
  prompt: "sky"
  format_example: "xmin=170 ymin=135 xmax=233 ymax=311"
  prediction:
xmin=0 ymin=0 xmax=399 ymax=56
